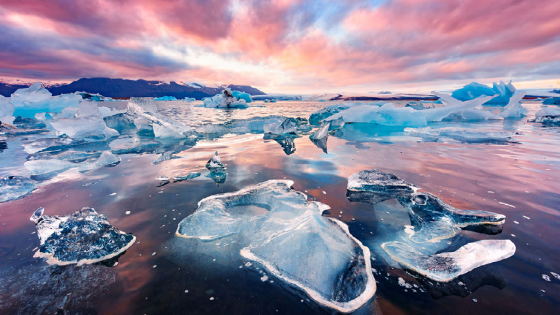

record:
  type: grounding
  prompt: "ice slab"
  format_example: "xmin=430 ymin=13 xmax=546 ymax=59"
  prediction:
xmin=31 ymin=207 xmax=136 ymax=265
xmin=404 ymin=127 xmax=515 ymax=144
xmin=263 ymin=117 xmax=298 ymax=135
xmin=0 ymin=95 xmax=15 ymax=124
xmin=10 ymin=82 xmax=52 ymax=107
xmin=382 ymin=240 xmax=515 ymax=282
xmin=127 ymin=98 xmax=196 ymax=139
xmin=49 ymin=100 xmax=119 ymax=141
xmin=25 ymin=151 xmax=121 ymax=175
xmin=347 ymin=170 xmax=505 ymax=243
xmin=0 ymin=176 xmax=38 ymax=203
xmin=310 ymin=121 xmax=330 ymax=140
xmin=176 ymin=180 xmax=375 ymax=313
xmin=23 ymin=137 xmax=87 ymax=154
xmin=309 ymin=103 xmax=372 ymax=125
xmin=451 ymin=81 xmax=516 ymax=105
xmin=532 ymin=106 xmax=560 ymax=124
xmin=13 ymin=93 xmax=82 ymax=118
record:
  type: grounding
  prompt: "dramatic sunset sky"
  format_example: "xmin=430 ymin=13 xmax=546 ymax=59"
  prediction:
xmin=0 ymin=0 xmax=559 ymax=93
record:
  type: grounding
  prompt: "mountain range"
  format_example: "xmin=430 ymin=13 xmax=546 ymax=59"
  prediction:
xmin=0 ymin=78 xmax=266 ymax=99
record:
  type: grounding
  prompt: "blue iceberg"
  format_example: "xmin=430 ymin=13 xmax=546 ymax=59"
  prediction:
xmin=155 ymin=96 xmax=177 ymax=101
xmin=451 ymin=81 xmax=516 ymax=105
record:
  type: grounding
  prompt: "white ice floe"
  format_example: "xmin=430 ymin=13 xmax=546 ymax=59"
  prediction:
xmin=404 ymin=127 xmax=515 ymax=144
xmin=533 ymin=106 xmax=560 ymax=124
xmin=176 ymin=180 xmax=376 ymax=313
xmin=382 ymin=240 xmax=516 ymax=282
xmin=10 ymin=82 xmax=52 ymax=107
xmin=49 ymin=100 xmax=119 ymax=141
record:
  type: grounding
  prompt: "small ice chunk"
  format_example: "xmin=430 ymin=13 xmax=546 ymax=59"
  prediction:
xmin=542 ymin=274 xmax=551 ymax=282
xmin=173 ymin=172 xmax=201 ymax=181
xmin=32 ymin=207 xmax=136 ymax=265
xmin=264 ymin=118 xmax=298 ymax=135
xmin=30 ymin=207 xmax=45 ymax=223
xmin=310 ymin=121 xmax=330 ymax=141
xmin=382 ymin=240 xmax=516 ymax=282
xmin=550 ymin=272 xmax=560 ymax=280
xmin=206 ymin=151 xmax=224 ymax=170
xmin=532 ymin=105 xmax=560 ymax=125
xmin=0 ymin=176 xmax=38 ymax=203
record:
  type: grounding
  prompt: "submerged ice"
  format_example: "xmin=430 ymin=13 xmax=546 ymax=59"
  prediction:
xmin=31 ymin=207 xmax=136 ymax=265
xmin=0 ymin=176 xmax=38 ymax=203
xmin=176 ymin=180 xmax=375 ymax=313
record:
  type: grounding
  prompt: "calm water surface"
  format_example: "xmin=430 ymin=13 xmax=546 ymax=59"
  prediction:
xmin=0 ymin=100 xmax=559 ymax=314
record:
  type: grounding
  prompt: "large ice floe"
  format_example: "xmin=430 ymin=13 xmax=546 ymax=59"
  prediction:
xmin=49 ymin=100 xmax=119 ymax=141
xmin=24 ymin=151 xmax=120 ymax=176
xmin=532 ymin=106 xmax=560 ymax=125
xmin=31 ymin=207 xmax=136 ymax=266
xmin=0 ymin=176 xmax=38 ymax=203
xmin=382 ymin=240 xmax=516 ymax=283
xmin=176 ymin=180 xmax=376 ymax=313
xmin=404 ymin=127 xmax=516 ymax=144
xmin=347 ymin=170 xmax=514 ymax=282
xmin=451 ymin=81 xmax=516 ymax=105
xmin=203 ymin=88 xmax=250 ymax=108
xmin=321 ymin=93 xmax=499 ymax=127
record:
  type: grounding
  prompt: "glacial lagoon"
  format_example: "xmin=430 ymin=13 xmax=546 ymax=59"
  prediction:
xmin=1 ymin=98 xmax=560 ymax=314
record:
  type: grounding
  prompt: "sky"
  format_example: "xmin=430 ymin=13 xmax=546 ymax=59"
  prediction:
xmin=0 ymin=0 xmax=559 ymax=94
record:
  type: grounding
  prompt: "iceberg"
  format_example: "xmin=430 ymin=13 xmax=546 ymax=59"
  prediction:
xmin=0 ymin=176 xmax=38 ymax=203
xmin=31 ymin=207 xmax=136 ymax=266
xmin=176 ymin=180 xmax=376 ymax=313
xmin=382 ymin=240 xmax=516 ymax=282
xmin=13 ymin=93 xmax=82 ymax=118
xmin=127 ymin=98 xmax=196 ymax=139
xmin=206 ymin=151 xmax=225 ymax=171
xmin=404 ymin=127 xmax=516 ymax=144
xmin=325 ymin=94 xmax=497 ymax=127
xmin=0 ymin=95 xmax=15 ymax=124
xmin=264 ymin=134 xmax=297 ymax=155
xmin=263 ymin=117 xmax=298 ymax=135
xmin=498 ymin=91 xmax=527 ymax=118
xmin=154 ymin=96 xmax=177 ymax=101
xmin=49 ymin=100 xmax=119 ymax=141
xmin=309 ymin=103 xmax=358 ymax=125
xmin=203 ymin=88 xmax=249 ymax=108
xmin=232 ymin=90 xmax=253 ymax=103
xmin=451 ymin=81 xmax=516 ymax=105
xmin=347 ymin=170 xmax=506 ymax=243
xmin=542 ymin=97 xmax=560 ymax=105
xmin=10 ymin=82 xmax=52 ymax=107
xmin=532 ymin=106 xmax=560 ymax=124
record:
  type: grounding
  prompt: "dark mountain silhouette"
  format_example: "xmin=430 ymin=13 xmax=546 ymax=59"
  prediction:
xmin=0 ymin=78 xmax=266 ymax=99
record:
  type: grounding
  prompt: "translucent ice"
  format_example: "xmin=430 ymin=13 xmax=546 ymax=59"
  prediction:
xmin=0 ymin=176 xmax=38 ymax=203
xmin=0 ymin=95 xmax=15 ymax=124
xmin=498 ymin=91 xmax=527 ymax=118
xmin=203 ymin=89 xmax=249 ymax=108
xmin=452 ymin=81 xmax=516 ymax=105
xmin=13 ymin=93 xmax=82 ymax=118
xmin=347 ymin=170 xmax=506 ymax=243
xmin=31 ymin=207 xmax=136 ymax=265
xmin=206 ymin=151 xmax=224 ymax=169
xmin=404 ymin=127 xmax=515 ymax=144
xmin=382 ymin=240 xmax=516 ymax=282
xmin=309 ymin=103 xmax=377 ymax=125
xmin=532 ymin=106 xmax=560 ymax=124
xmin=10 ymin=82 xmax=52 ymax=107
xmin=310 ymin=121 xmax=330 ymax=141
xmin=232 ymin=90 xmax=253 ymax=103
xmin=23 ymin=137 xmax=87 ymax=154
xmin=78 ymin=151 xmax=121 ymax=172
xmin=263 ymin=118 xmax=298 ymax=135
xmin=173 ymin=172 xmax=201 ymax=181
xmin=25 ymin=151 xmax=121 ymax=175
xmin=49 ymin=100 xmax=119 ymax=141
xmin=127 ymin=98 xmax=196 ymax=139
xmin=176 ymin=180 xmax=376 ymax=312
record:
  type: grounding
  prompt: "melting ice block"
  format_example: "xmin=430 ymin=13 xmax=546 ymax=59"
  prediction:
xmin=10 ymin=82 xmax=52 ymax=107
xmin=49 ymin=100 xmax=119 ymax=141
xmin=31 ymin=207 xmax=136 ymax=265
xmin=452 ymin=81 xmax=516 ymax=105
xmin=263 ymin=117 xmax=298 ymax=135
xmin=498 ymin=91 xmax=527 ymax=118
xmin=0 ymin=176 xmax=38 ymax=203
xmin=310 ymin=121 xmax=330 ymax=140
xmin=404 ymin=127 xmax=515 ymax=144
xmin=347 ymin=170 xmax=505 ymax=243
xmin=176 ymin=180 xmax=376 ymax=313
xmin=532 ymin=106 xmax=560 ymax=124
xmin=127 ymin=98 xmax=196 ymax=138
xmin=382 ymin=240 xmax=516 ymax=282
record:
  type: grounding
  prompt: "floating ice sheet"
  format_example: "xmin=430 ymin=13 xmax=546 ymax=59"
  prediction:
xmin=532 ymin=106 xmax=560 ymax=124
xmin=31 ymin=207 xmax=136 ymax=266
xmin=0 ymin=176 xmax=38 ymax=203
xmin=382 ymin=240 xmax=516 ymax=282
xmin=176 ymin=180 xmax=376 ymax=313
xmin=404 ymin=127 xmax=516 ymax=144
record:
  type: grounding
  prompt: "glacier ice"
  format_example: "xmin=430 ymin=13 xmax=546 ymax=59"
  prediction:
xmin=49 ymin=100 xmax=119 ymax=141
xmin=206 ymin=151 xmax=224 ymax=170
xmin=10 ymin=82 xmax=52 ymax=107
xmin=347 ymin=170 xmax=506 ymax=243
xmin=203 ymin=89 xmax=249 ymax=108
xmin=13 ymin=93 xmax=82 ymax=118
xmin=264 ymin=134 xmax=297 ymax=155
xmin=325 ymin=94 xmax=497 ymax=127
xmin=542 ymin=97 xmax=560 ymax=105
xmin=25 ymin=151 xmax=121 ymax=175
xmin=154 ymin=96 xmax=177 ymax=101
xmin=31 ymin=207 xmax=136 ymax=265
xmin=498 ymin=91 xmax=527 ymax=118
xmin=232 ymin=90 xmax=253 ymax=103
xmin=452 ymin=81 xmax=516 ymax=105
xmin=0 ymin=176 xmax=38 ymax=203
xmin=263 ymin=117 xmax=298 ymax=135
xmin=404 ymin=127 xmax=515 ymax=144
xmin=532 ymin=106 xmax=560 ymax=124
xmin=22 ymin=137 xmax=87 ymax=154
xmin=382 ymin=240 xmax=516 ymax=282
xmin=309 ymin=103 xmax=371 ymax=125
xmin=78 ymin=151 xmax=121 ymax=172
xmin=176 ymin=180 xmax=376 ymax=313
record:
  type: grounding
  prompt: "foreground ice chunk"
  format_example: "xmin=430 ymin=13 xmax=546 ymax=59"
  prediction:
xmin=404 ymin=127 xmax=515 ymax=144
xmin=532 ymin=106 xmax=560 ymax=124
xmin=49 ymin=100 xmax=119 ymax=141
xmin=382 ymin=240 xmax=516 ymax=282
xmin=498 ymin=91 xmax=527 ymax=118
xmin=347 ymin=170 xmax=506 ymax=243
xmin=452 ymin=81 xmax=516 ymax=105
xmin=310 ymin=121 xmax=330 ymax=140
xmin=10 ymin=82 xmax=52 ymax=107
xmin=176 ymin=180 xmax=375 ymax=313
xmin=263 ymin=118 xmax=298 ymax=135
xmin=31 ymin=207 xmax=136 ymax=265
xmin=206 ymin=151 xmax=224 ymax=169
xmin=0 ymin=176 xmax=38 ymax=203
xmin=127 ymin=98 xmax=196 ymax=138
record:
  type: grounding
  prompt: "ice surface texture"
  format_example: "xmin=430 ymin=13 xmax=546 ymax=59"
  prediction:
xmin=348 ymin=170 xmax=506 ymax=243
xmin=0 ymin=176 xmax=38 ymax=203
xmin=127 ymin=98 xmax=196 ymax=138
xmin=176 ymin=180 xmax=376 ymax=313
xmin=533 ymin=106 xmax=560 ymax=124
xmin=49 ymin=100 xmax=119 ymax=141
xmin=452 ymin=81 xmax=516 ymax=105
xmin=263 ymin=117 xmax=298 ymax=135
xmin=382 ymin=240 xmax=516 ymax=282
xmin=404 ymin=127 xmax=515 ymax=144
xmin=498 ymin=91 xmax=527 ymax=118
xmin=31 ymin=207 xmax=136 ymax=266
xmin=542 ymin=97 xmax=560 ymax=105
